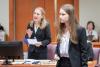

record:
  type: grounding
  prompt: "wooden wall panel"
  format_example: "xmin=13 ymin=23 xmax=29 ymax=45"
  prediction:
xmin=9 ymin=0 xmax=14 ymax=41
xmin=74 ymin=0 xmax=79 ymax=21
xmin=57 ymin=0 xmax=74 ymax=13
xmin=15 ymin=0 xmax=32 ymax=51
xmin=45 ymin=0 xmax=56 ymax=42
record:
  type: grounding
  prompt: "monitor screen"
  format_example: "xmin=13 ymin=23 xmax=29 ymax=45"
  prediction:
xmin=0 ymin=41 xmax=23 ymax=64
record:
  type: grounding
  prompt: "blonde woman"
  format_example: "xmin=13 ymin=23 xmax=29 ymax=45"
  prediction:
xmin=54 ymin=4 xmax=88 ymax=67
xmin=25 ymin=7 xmax=51 ymax=59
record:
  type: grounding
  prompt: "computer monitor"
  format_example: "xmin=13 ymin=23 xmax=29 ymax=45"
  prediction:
xmin=0 ymin=41 xmax=23 ymax=64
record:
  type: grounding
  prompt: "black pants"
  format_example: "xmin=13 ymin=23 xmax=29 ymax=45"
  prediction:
xmin=56 ymin=57 xmax=72 ymax=67
xmin=87 ymin=42 xmax=94 ymax=61
xmin=28 ymin=45 xmax=47 ymax=59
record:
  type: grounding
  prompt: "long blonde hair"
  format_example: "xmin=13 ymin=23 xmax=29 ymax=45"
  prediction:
xmin=30 ymin=7 xmax=48 ymax=29
xmin=57 ymin=4 xmax=78 ymax=44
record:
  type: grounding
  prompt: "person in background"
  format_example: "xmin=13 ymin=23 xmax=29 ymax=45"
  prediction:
xmin=86 ymin=21 xmax=98 ymax=42
xmin=86 ymin=21 xmax=98 ymax=61
xmin=24 ymin=7 xmax=51 ymax=59
xmin=54 ymin=4 xmax=88 ymax=67
xmin=0 ymin=24 xmax=6 ymax=59
xmin=0 ymin=24 xmax=5 ymax=41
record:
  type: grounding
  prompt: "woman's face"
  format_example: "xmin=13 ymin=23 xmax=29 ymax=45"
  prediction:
xmin=87 ymin=23 xmax=93 ymax=30
xmin=59 ymin=8 xmax=69 ymax=23
xmin=33 ymin=8 xmax=43 ymax=23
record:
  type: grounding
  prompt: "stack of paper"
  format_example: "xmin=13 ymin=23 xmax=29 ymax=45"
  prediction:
xmin=27 ymin=39 xmax=37 ymax=45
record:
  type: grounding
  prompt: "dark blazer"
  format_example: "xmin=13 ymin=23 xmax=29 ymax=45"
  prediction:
xmin=25 ymin=21 xmax=51 ymax=59
xmin=56 ymin=27 xmax=88 ymax=67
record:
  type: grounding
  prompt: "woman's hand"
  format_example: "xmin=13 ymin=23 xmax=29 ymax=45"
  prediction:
xmin=26 ymin=29 xmax=33 ymax=38
xmin=54 ymin=54 xmax=60 ymax=61
xmin=35 ymin=42 xmax=42 ymax=47
xmin=92 ymin=37 xmax=98 ymax=42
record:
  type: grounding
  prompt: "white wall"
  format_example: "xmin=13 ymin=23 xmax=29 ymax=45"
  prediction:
xmin=79 ymin=0 xmax=100 ymax=33
xmin=0 ymin=0 xmax=9 ymax=35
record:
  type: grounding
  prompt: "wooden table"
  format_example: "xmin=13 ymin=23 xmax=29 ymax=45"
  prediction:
xmin=0 ymin=60 xmax=97 ymax=67
xmin=0 ymin=60 xmax=56 ymax=67
xmin=0 ymin=64 xmax=55 ymax=67
xmin=0 ymin=63 xmax=96 ymax=67
xmin=92 ymin=42 xmax=100 ymax=48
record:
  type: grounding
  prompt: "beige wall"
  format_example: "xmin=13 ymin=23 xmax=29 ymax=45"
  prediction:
xmin=0 ymin=0 xmax=9 ymax=35
xmin=79 ymin=0 xmax=100 ymax=34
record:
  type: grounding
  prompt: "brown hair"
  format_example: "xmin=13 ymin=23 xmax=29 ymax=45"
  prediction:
xmin=57 ymin=4 xmax=78 ymax=44
xmin=87 ymin=21 xmax=95 ymax=30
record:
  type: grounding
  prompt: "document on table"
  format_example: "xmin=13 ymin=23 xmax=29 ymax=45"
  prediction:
xmin=27 ymin=39 xmax=37 ymax=45
xmin=11 ymin=60 xmax=24 ymax=64
xmin=23 ymin=59 xmax=40 ymax=64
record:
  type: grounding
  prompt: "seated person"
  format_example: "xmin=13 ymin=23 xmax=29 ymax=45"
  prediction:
xmin=86 ymin=21 xmax=98 ymax=42
xmin=0 ymin=24 xmax=5 ymax=41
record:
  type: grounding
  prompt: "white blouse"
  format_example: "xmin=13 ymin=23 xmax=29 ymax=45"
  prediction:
xmin=34 ymin=25 xmax=38 ymax=33
xmin=86 ymin=30 xmax=98 ymax=40
xmin=60 ymin=31 xmax=70 ymax=57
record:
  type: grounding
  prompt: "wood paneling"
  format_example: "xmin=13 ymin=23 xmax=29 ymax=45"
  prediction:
xmin=9 ymin=0 xmax=14 ymax=41
xmin=74 ymin=0 xmax=79 ymax=21
xmin=15 ymin=0 xmax=32 ymax=51
xmin=45 ymin=0 xmax=56 ymax=42
xmin=57 ymin=0 xmax=74 ymax=9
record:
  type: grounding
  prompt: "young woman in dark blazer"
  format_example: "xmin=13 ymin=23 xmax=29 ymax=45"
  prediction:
xmin=25 ymin=7 xmax=51 ymax=59
xmin=54 ymin=4 xmax=88 ymax=67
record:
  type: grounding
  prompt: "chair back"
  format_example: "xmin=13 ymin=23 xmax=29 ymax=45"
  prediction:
xmin=93 ymin=48 xmax=100 ymax=67
xmin=47 ymin=44 xmax=57 ymax=60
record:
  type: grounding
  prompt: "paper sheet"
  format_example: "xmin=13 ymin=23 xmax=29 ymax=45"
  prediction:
xmin=27 ymin=39 xmax=37 ymax=45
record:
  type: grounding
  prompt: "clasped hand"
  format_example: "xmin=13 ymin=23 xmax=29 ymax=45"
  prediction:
xmin=34 ymin=42 xmax=42 ymax=47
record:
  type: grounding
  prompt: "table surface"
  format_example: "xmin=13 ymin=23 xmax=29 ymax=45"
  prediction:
xmin=0 ymin=59 xmax=56 ymax=67
xmin=92 ymin=42 xmax=100 ymax=48
xmin=0 ymin=60 xmax=97 ymax=67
